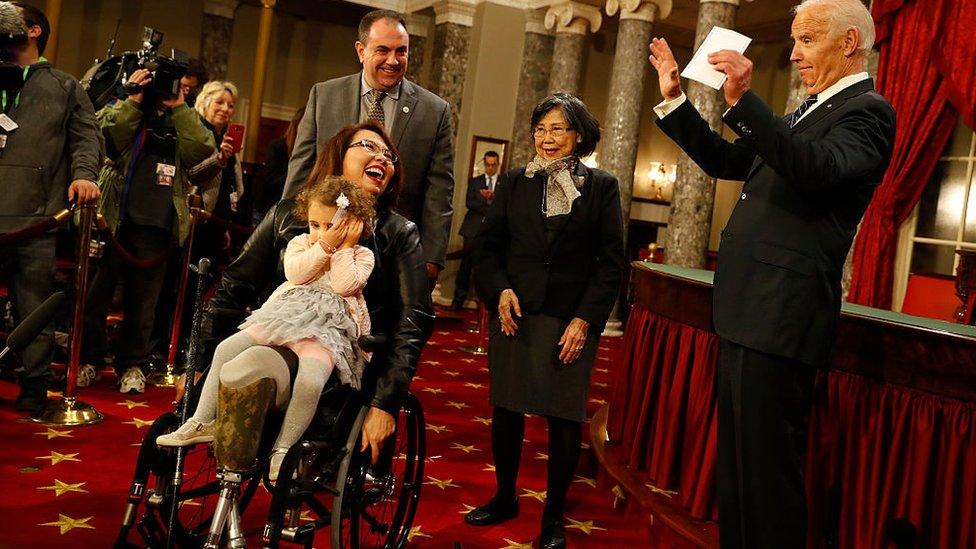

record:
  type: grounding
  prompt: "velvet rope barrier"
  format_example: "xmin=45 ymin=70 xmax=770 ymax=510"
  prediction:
xmin=192 ymin=209 xmax=254 ymax=235
xmin=93 ymin=214 xmax=182 ymax=269
xmin=0 ymin=208 xmax=73 ymax=247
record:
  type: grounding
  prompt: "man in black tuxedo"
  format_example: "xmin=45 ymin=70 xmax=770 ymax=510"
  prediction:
xmin=649 ymin=0 xmax=895 ymax=546
xmin=282 ymin=9 xmax=454 ymax=287
xmin=452 ymin=150 xmax=500 ymax=309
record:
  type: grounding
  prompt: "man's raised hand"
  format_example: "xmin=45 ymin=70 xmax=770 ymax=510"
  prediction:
xmin=649 ymin=37 xmax=682 ymax=101
xmin=707 ymin=49 xmax=753 ymax=107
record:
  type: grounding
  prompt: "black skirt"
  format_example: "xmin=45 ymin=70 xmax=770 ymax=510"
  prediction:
xmin=488 ymin=314 xmax=598 ymax=422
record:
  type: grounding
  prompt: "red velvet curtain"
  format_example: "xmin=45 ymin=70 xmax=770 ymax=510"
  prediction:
xmin=806 ymin=371 xmax=976 ymax=548
xmin=847 ymin=0 xmax=976 ymax=308
xmin=608 ymin=304 xmax=719 ymax=520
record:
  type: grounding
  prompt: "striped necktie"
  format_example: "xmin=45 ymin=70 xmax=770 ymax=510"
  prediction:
xmin=787 ymin=94 xmax=818 ymax=128
xmin=367 ymin=89 xmax=386 ymax=126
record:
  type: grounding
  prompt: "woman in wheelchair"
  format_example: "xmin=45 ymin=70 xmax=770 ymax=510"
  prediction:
xmin=157 ymin=177 xmax=378 ymax=485
xmin=120 ymin=121 xmax=433 ymax=548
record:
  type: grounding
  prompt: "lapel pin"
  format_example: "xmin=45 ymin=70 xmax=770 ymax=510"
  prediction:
xmin=403 ymin=106 xmax=410 ymax=113
xmin=826 ymin=103 xmax=832 ymax=108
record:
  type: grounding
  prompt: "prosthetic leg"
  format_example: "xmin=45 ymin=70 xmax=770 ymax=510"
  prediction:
xmin=204 ymin=378 xmax=277 ymax=549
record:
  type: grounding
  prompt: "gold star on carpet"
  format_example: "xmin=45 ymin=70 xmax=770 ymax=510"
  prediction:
xmin=36 ymin=451 xmax=80 ymax=465
xmin=422 ymin=387 xmax=445 ymax=395
xmin=458 ymin=503 xmax=477 ymax=514
xmin=566 ymin=517 xmax=607 ymax=535
xmin=427 ymin=424 xmax=451 ymax=434
xmin=413 ymin=376 xmax=424 ymax=381
xmin=117 ymin=400 xmax=148 ymax=409
xmin=596 ymin=368 xmax=609 ymax=373
xmin=47 ymin=390 xmax=63 ymax=398
xmin=407 ymin=525 xmax=431 ymax=541
xmin=465 ymin=382 xmax=485 ymax=389
xmin=453 ymin=338 xmax=468 ymax=343
xmin=479 ymin=367 xmax=489 ymax=372
xmin=424 ymin=476 xmax=461 ymax=490
xmin=35 ymin=428 xmax=73 ymax=440
xmin=426 ymin=360 xmax=441 ymax=366
xmin=472 ymin=416 xmax=492 ymax=426
xmin=593 ymin=381 xmax=608 ymax=388
xmin=446 ymin=401 xmax=469 ymax=409
xmin=124 ymin=418 xmax=154 ymax=428
xmin=645 ymin=483 xmax=677 ymax=498
xmin=451 ymin=443 xmax=481 ymax=454
xmin=598 ymin=356 xmax=610 ymax=361
xmin=299 ymin=509 xmax=314 ymax=522
xmin=534 ymin=452 xmax=548 ymax=461
xmin=590 ymin=398 xmax=607 ymax=405
xmin=39 ymin=514 xmax=95 ymax=535
xmin=461 ymin=358 xmax=476 ymax=363
xmin=581 ymin=442 xmax=590 ymax=449
xmin=520 ymin=488 xmax=547 ymax=502
xmin=38 ymin=480 xmax=87 ymax=497
xmin=442 ymin=349 xmax=457 ymax=354
xmin=482 ymin=463 xmax=496 ymax=472
xmin=444 ymin=370 xmax=461 ymax=377
xmin=573 ymin=475 xmax=596 ymax=488
xmin=500 ymin=539 xmax=534 ymax=549
xmin=612 ymin=484 xmax=627 ymax=507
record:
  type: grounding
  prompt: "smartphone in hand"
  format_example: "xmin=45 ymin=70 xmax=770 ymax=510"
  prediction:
xmin=226 ymin=123 xmax=245 ymax=154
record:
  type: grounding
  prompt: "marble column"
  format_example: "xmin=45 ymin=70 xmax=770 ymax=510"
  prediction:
xmin=601 ymin=0 xmax=672 ymax=235
xmin=404 ymin=13 xmax=432 ymax=89
xmin=44 ymin=0 xmax=62 ymax=64
xmin=509 ymin=9 xmax=556 ymax=169
xmin=200 ymin=0 xmax=239 ymax=80
xmin=664 ymin=0 xmax=740 ymax=268
xmin=545 ymin=1 xmax=603 ymax=95
xmin=429 ymin=0 xmax=474 ymax=138
xmin=244 ymin=0 xmax=275 ymax=162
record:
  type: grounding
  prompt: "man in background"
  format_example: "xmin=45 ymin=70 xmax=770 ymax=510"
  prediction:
xmin=0 ymin=2 xmax=102 ymax=411
xmin=180 ymin=57 xmax=208 ymax=108
xmin=452 ymin=150 xmax=499 ymax=310
xmin=282 ymin=9 xmax=454 ymax=288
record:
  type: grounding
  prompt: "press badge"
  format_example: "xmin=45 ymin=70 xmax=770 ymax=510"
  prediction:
xmin=0 ymin=113 xmax=17 ymax=132
xmin=156 ymin=163 xmax=176 ymax=187
xmin=0 ymin=134 xmax=6 ymax=149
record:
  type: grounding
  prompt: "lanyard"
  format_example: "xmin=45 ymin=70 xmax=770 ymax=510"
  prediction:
xmin=0 ymin=58 xmax=46 ymax=112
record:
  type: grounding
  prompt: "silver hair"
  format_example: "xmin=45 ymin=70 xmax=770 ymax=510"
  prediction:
xmin=794 ymin=0 xmax=875 ymax=56
xmin=194 ymin=80 xmax=239 ymax=120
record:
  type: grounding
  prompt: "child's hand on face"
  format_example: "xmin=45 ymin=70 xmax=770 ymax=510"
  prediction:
xmin=339 ymin=219 xmax=365 ymax=249
xmin=317 ymin=218 xmax=349 ymax=252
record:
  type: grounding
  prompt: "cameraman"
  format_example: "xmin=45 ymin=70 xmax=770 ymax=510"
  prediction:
xmin=81 ymin=66 xmax=214 ymax=394
xmin=0 ymin=2 xmax=103 ymax=412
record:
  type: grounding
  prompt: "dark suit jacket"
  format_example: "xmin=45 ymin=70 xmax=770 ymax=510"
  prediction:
xmin=281 ymin=73 xmax=455 ymax=267
xmin=474 ymin=164 xmax=626 ymax=332
xmin=459 ymin=174 xmax=492 ymax=238
xmin=657 ymin=79 xmax=895 ymax=366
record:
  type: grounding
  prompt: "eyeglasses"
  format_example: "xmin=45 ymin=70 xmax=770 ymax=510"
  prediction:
xmin=533 ymin=126 xmax=572 ymax=139
xmin=349 ymin=139 xmax=398 ymax=164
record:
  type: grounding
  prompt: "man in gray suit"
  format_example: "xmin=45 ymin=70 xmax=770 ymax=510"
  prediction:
xmin=282 ymin=9 xmax=455 ymax=285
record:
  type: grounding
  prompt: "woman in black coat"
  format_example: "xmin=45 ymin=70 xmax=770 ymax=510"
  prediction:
xmin=466 ymin=93 xmax=626 ymax=548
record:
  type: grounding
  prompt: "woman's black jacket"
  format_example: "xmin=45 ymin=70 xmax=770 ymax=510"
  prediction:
xmin=199 ymin=199 xmax=434 ymax=415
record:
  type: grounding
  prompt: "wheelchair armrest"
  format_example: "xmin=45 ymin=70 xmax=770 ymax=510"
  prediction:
xmin=358 ymin=335 xmax=388 ymax=352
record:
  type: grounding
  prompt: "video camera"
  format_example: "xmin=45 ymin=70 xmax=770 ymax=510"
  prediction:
xmin=81 ymin=26 xmax=189 ymax=110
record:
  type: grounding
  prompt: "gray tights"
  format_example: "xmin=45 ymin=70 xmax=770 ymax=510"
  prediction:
xmin=192 ymin=331 xmax=333 ymax=451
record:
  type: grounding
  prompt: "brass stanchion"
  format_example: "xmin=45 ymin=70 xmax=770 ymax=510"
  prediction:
xmin=148 ymin=206 xmax=199 ymax=387
xmin=459 ymin=302 xmax=489 ymax=356
xmin=33 ymin=205 xmax=104 ymax=425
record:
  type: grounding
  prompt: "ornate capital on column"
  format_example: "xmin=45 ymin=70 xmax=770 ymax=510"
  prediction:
xmin=525 ymin=8 xmax=553 ymax=35
xmin=605 ymin=0 xmax=671 ymax=22
xmin=203 ymin=0 xmax=239 ymax=18
xmin=433 ymin=0 xmax=476 ymax=27
xmin=545 ymin=1 xmax=602 ymax=35
xmin=700 ymin=0 xmax=742 ymax=5
xmin=404 ymin=12 xmax=433 ymax=37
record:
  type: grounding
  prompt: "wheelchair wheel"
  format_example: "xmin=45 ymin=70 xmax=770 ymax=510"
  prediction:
xmin=113 ymin=412 xmax=261 ymax=548
xmin=333 ymin=393 xmax=426 ymax=549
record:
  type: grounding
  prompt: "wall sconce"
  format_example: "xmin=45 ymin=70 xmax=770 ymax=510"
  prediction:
xmin=646 ymin=161 xmax=676 ymax=200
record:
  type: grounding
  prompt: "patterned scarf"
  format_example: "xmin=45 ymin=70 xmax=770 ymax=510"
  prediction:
xmin=524 ymin=155 xmax=582 ymax=217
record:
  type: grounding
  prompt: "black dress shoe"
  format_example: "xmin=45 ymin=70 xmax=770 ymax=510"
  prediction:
xmin=539 ymin=520 xmax=566 ymax=549
xmin=464 ymin=497 xmax=519 ymax=526
xmin=15 ymin=378 xmax=48 ymax=412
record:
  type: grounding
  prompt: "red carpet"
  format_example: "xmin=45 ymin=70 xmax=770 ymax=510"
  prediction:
xmin=0 ymin=311 xmax=649 ymax=548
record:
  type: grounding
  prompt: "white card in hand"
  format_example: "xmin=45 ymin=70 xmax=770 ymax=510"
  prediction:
xmin=680 ymin=26 xmax=752 ymax=90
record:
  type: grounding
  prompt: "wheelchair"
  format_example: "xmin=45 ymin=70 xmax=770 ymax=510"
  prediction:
xmin=113 ymin=341 xmax=426 ymax=549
